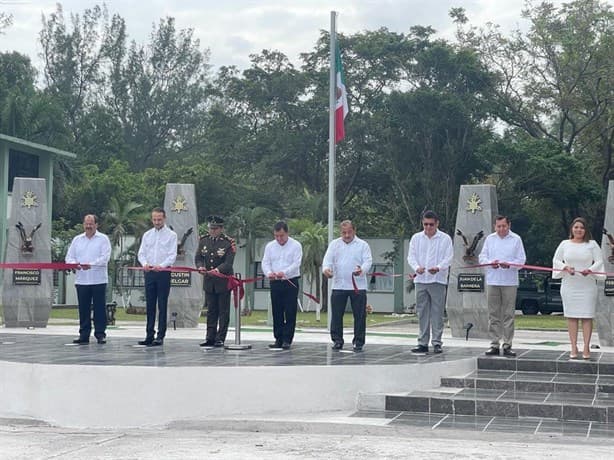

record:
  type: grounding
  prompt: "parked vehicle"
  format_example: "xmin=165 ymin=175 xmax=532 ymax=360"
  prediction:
xmin=515 ymin=270 xmax=563 ymax=315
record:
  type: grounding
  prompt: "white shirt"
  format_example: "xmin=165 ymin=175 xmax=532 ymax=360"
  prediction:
xmin=261 ymin=237 xmax=303 ymax=279
xmin=138 ymin=225 xmax=177 ymax=268
xmin=322 ymin=236 xmax=372 ymax=290
xmin=478 ymin=230 xmax=526 ymax=286
xmin=408 ymin=229 xmax=453 ymax=285
xmin=65 ymin=230 xmax=112 ymax=285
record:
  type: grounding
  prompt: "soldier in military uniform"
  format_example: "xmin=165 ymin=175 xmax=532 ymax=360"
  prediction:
xmin=195 ymin=215 xmax=236 ymax=347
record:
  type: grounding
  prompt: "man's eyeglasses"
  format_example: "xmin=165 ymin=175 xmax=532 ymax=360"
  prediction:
xmin=423 ymin=222 xmax=436 ymax=227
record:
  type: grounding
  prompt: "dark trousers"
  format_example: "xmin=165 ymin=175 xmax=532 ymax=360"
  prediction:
xmin=144 ymin=271 xmax=171 ymax=340
xmin=330 ymin=289 xmax=367 ymax=347
xmin=206 ymin=290 xmax=231 ymax=342
xmin=270 ymin=277 xmax=299 ymax=344
xmin=76 ymin=283 xmax=107 ymax=339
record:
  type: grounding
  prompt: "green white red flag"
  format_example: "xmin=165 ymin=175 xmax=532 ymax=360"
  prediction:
xmin=335 ymin=43 xmax=348 ymax=143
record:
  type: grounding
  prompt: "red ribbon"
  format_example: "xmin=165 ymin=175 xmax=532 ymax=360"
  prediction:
xmin=462 ymin=262 xmax=612 ymax=276
xmin=201 ymin=270 xmax=267 ymax=309
xmin=283 ymin=277 xmax=320 ymax=304
xmin=127 ymin=266 xmax=253 ymax=308
xmin=0 ymin=262 xmax=82 ymax=270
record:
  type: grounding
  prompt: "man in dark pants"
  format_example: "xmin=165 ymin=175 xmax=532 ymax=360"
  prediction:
xmin=65 ymin=214 xmax=112 ymax=344
xmin=261 ymin=221 xmax=303 ymax=350
xmin=195 ymin=216 xmax=236 ymax=347
xmin=322 ymin=220 xmax=372 ymax=352
xmin=137 ymin=207 xmax=177 ymax=346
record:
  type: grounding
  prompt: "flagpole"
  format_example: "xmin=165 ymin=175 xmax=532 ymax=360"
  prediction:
xmin=327 ymin=11 xmax=337 ymax=331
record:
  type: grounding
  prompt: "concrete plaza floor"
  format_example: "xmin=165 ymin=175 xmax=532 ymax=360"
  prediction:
xmin=1 ymin=321 xmax=613 ymax=459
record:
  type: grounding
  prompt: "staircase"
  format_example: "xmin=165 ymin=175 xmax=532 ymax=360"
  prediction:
xmin=386 ymin=350 xmax=614 ymax=424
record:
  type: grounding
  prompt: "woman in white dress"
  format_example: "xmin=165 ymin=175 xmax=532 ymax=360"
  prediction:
xmin=552 ymin=217 xmax=605 ymax=359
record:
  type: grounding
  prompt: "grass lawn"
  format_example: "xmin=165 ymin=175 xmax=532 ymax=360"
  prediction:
xmin=241 ymin=310 xmax=412 ymax=328
xmin=515 ymin=313 xmax=568 ymax=330
xmin=50 ymin=307 xmax=413 ymax=328
xmin=49 ymin=307 xmax=576 ymax=330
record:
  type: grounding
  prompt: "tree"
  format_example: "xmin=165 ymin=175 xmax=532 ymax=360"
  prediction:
xmin=454 ymin=1 xmax=614 ymax=184
xmin=0 ymin=52 xmax=69 ymax=144
xmin=300 ymin=28 xmax=415 ymax=225
xmin=296 ymin=222 xmax=328 ymax=311
xmin=208 ymin=50 xmax=325 ymax=200
xmin=55 ymin=160 xmax=156 ymax=225
xmin=107 ymin=17 xmax=211 ymax=169
xmin=102 ymin=197 xmax=148 ymax=307
xmin=40 ymin=4 xmax=110 ymax=143
xmin=226 ymin=206 xmax=275 ymax=311
xmin=0 ymin=12 xmax=12 ymax=35
xmin=103 ymin=197 xmax=145 ymax=261
xmin=449 ymin=0 xmax=614 ymax=258
xmin=477 ymin=132 xmax=602 ymax=262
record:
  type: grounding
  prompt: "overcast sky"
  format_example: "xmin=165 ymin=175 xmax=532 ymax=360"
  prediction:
xmin=1 ymin=0 xmax=571 ymax=71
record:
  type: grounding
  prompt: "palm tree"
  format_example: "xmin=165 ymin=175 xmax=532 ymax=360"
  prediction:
xmin=297 ymin=222 xmax=328 ymax=312
xmin=104 ymin=198 xmax=145 ymax=260
xmin=102 ymin=197 xmax=148 ymax=307
xmin=226 ymin=206 xmax=274 ymax=312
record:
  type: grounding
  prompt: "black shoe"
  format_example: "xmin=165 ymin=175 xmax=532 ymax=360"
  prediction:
xmin=281 ymin=342 xmax=291 ymax=350
xmin=138 ymin=339 xmax=153 ymax=346
xmin=485 ymin=347 xmax=500 ymax=356
xmin=149 ymin=338 xmax=164 ymax=346
xmin=96 ymin=337 xmax=107 ymax=344
xmin=200 ymin=340 xmax=215 ymax=347
xmin=411 ymin=345 xmax=428 ymax=353
xmin=213 ymin=340 xmax=224 ymax=347
xmin=353 ymin=345 xmax=363 ymax=352
xmin=332 ymin=342 xmax=343 ymax=350
xmin=268 ymin=342 xmax=282 ymax=349
xmin=433 ymin=345 xmax=442 ymax=354
xmin=502 ymin=347 xmax=516 ymax=357
xmin=72 ymin=338 xmax=89 ymax=345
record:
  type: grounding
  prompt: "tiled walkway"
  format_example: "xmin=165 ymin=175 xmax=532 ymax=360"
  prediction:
xmin=0 ymin=332 xmax=484 ymax=367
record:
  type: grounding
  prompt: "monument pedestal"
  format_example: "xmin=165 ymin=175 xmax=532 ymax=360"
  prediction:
xmin=446 ymin=184 xmax=498 ymax=339
xmin=164 ymin=183 xmax=203 ymax=328
xmin=598 ymin=180 xmax=614 ymax=346
xmin=2 ymin=178 xmax=52 ymax=327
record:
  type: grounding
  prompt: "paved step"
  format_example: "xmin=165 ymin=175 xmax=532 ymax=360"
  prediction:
xmin=385 ymin=349 xmax=614 ymax=423
xmin=386 ymin=387 xmax=614 ymax=422
xmin=350 ymin=410 xmax=614 ymax=439
xmin=476 ymin=352 xmax=614 ymax=376
xmin=441 ymin=370 xmax=614 ymax=394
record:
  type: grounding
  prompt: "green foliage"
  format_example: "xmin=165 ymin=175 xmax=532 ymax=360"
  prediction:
xmin=56 ymin=160 xmax=156 ymax=223
xmin=106 ymin=17 xmax=211 ymax=170
xmin=51 ymin=217 xmax=83 ymax=262
xmin=102 ymin=197 xmax=147 ymax=261
xmin=296 ymin=222 xmax=328 ymax=305
xmin=0 ymin=12 xmax=12 ymax=34
xmin=478 ymin=133 xmax=604 ymax=263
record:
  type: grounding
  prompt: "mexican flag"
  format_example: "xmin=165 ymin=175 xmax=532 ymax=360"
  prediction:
xmin=335 ymin=43 xmax=348 ymax=143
